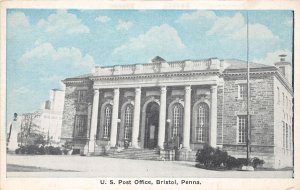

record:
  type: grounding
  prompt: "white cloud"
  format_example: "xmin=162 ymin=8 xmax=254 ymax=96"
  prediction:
xmin=18 ymin=42 xmax=95 ymax=69
xmin=116 ymin=20 xmax=133 ymax=31
xmin=206 ymin=13 xmax=244 ymax=35
xmin=13 ymin=86 xmax=33 ymax=95
xmin=178 ymin=11 xmax=279 ymax=42
xmin=231 ymin=23 xmax=279 ymax=41
xmin=95 ymin=15 xmax=111 ymax=23
xmin=177 ymin=10 xmax=216 ymax=22
xmin=253 ymin=49 xmax=292 ymax=65
xmin=7 ymin=11 xmax=30 ymax=31
xmin=37 ymin=10 xmax=89 ymax=34
xmin=286 ymin=19 xmax=293 ymax=27
xmin=113 ymin=24 xmax=185 ymax=56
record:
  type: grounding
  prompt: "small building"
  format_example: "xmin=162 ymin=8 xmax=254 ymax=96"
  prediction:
xmin=40 ymin=89 xmax=65 ymax=143
xmin=21 ymin=89 xmax=65 ymax=145
xmin=61 ymin=56 xmax=293 ymax=168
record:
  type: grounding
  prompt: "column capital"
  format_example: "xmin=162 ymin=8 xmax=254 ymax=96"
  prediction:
xmin=161 ymin=86 xmax=167 ymax=93
xmin=93 ymin=88 xmax=100 ymax=93
xmin=135 ymin=87 xmax=141 ymax=93
xmin=114 ymin=88 xmax=120 ymax=94
xmin=185 ymin=85 xmax=191 ymax=92
xmin=210 ymin=85 xmax=217 ymax=92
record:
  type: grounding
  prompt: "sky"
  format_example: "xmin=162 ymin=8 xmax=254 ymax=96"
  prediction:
xmin=6 ymin=9 xmax=293 ymax=122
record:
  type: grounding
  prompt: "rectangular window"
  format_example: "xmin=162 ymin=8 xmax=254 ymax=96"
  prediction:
xmin=282 ymin=121 xmax=285 ymax=150
xmin=286 ymin=96 xmax=288 ymax=108
xmin=277 ymin=87 xmax=280 ymax=105
xmin=74 ymin=115 xmax=87 ymax=137
xmin=238 ymin=84 xmax=247 ymax=99
xmin=279 ymin=66 xmax=285 ymax=76
xmin=77 ymin=90 xmax=87 ymax=102
xmin=282 ymin=93 xmax=285 ymax=106
xmin=286 ymin=123 xmax=289 ymax=150
xmin=289 ymin=125 xmax=292 ymax=150
xmin=238 ymin=115 xmax=247 ymax=143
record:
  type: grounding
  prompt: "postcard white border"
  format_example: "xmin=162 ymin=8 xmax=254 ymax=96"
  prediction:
xmin=1 ymin=1 xmax=299 ymax=190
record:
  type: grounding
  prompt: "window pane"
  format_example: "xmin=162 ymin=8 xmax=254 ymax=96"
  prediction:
xmin=239 ymin=84 xmax=247 ymax=99
xmin=172 ymin=103 xmax=183 ymax=137
xmin=196 ymin=103 xmax=209 ymax=142
xmin=124 ymin=104 xmax=133 ymax=140
xmin=238 ymin=115 xmax=247 ymax=143
xmin=74 ymin=115 xmax=87 ymax=137
xmin=103 ymin=105 xmax=112 ymax=138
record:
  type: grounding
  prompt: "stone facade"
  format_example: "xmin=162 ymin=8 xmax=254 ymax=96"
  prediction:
xmin=61 ymin=56 xmax=293 ymax=168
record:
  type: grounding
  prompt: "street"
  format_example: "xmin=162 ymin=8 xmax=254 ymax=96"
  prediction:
xmin=6 ymin=154 xmax=293 ymax=178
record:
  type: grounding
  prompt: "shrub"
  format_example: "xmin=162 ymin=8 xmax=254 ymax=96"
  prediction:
xmin=45 ymin=146 xmax=62 ymax=155
xmin=251 ymin=157 xmax=265 ymax=168
xmin=14 ymin=145 xmax=62 ymax=155
xmin=196 ymin=144 xmax=265 ymax=170
xmin=225 ymin=156 xmax=238 ymax=169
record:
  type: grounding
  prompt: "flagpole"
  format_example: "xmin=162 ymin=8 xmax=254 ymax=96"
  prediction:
xmin=246 ymin=11 xmax=251 ymax=164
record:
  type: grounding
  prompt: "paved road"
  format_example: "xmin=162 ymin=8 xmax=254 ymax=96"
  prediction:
xmin=6 ymin=154 xmax=293 ymax=178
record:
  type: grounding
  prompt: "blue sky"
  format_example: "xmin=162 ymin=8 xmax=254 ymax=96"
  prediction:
xmin=6 ymin=9 xmax=293 ymax=121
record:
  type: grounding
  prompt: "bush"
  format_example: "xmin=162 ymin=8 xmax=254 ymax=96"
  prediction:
xmin=15 ymin=145 xmax=62 ymax=155
xmin=251 ymin=157 xmax=265 ymax=168
xmin=196 ymin=144 xmax=265 ymax=170
xmin=45 ymin=146 xmax=62 ymax=155
xmin=225 ymin=156 xmax=238 ymax=169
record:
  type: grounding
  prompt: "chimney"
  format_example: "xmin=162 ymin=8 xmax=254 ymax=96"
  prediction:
xmin=279 ymin=54 xmax=287 ymax=62
xmin=274 ymin=54 xmax=292 ymax=85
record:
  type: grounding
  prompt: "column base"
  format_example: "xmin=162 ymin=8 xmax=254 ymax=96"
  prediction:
xmin=130 ymin=145 xmax=141 ymax=149
xmin=178 ymin=148 xmax=194 ymax=161
xmin=180 ymin=147 xmax=192 ymax=152
xmin=87 ymin=152 xmax=95 ymax=156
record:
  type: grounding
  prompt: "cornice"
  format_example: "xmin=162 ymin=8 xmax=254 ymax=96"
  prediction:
xmin=222 ymin=69 xmax=293 ymax=95
xmin=62 ymin=79 xmax=92 ymax=85
xmin=274 ymin=71 xmax=293 ymax=95
xmin=89 ymin=70 xmax=220 ymax=81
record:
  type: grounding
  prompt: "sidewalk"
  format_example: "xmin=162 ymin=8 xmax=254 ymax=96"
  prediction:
xmin=6 ymin=154 xmax=293 ymax=178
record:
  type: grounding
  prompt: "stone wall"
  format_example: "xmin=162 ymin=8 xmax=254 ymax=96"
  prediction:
xmin=217 ymin=81 xmax=224 ymax=146
xmin=273 ymin=75 xmax=293 ymax=168
xmin=61 ymin=81 xmax=93 ymax=145
xmin=222 ymin=73 xmax=275 ymax=155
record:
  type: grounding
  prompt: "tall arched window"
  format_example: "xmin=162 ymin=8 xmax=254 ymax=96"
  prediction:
xmin=172 ymin=103 xmax=183 ymax=137
xmin=124 ymin=104 xmax=134 ymax=140
xmin=103 ymin=104 xmax=112 ymax=138
xmin=196 ymin=103 xmax=209 ymax=142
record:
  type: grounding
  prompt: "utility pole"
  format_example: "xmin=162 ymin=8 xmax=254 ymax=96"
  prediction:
xmin=246 ymin=11 xmax=251 ymax=164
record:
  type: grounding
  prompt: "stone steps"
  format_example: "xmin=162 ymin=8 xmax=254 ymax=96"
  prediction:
xmin=105 ymin=148 xmax=161 ymax=160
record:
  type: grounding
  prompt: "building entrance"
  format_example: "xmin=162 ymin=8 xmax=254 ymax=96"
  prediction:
xmin=144 ymin=102 xmax=159 ymax=149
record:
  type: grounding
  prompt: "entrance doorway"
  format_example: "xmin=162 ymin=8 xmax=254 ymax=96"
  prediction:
xmin=144 ymin=102 xmax=159 ymax=149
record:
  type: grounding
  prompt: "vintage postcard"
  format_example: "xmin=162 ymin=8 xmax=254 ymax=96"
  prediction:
xmin=1 ymin=1 xmax=299 ymax=190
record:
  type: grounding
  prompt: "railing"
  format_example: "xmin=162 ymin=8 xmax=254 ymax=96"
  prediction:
xmin=94 ymin=58 xmax=220 ymax=76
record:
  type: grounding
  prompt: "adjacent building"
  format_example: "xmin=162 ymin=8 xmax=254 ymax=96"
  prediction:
xmin=20 ymin=89 xmax=65 ymax=145
xmin=61 ymin=55 xmax=293 ymax=168
xmin=40 ymin=89 xmax=65 ymax=143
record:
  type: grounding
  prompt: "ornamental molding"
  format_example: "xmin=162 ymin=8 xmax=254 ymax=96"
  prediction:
xmin=62 ymin=79 xmax=92 ymax=85
xmin=90 ymin=70 xmax=220 ymax=81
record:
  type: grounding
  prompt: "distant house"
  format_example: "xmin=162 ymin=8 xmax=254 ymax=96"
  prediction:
xmin=20 ymin=89 xmax=65 ymax=145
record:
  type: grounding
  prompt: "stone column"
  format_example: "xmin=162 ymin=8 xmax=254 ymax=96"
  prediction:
xmin=110 ymin=88 xmax=120 ymax=147
xmin=183 ymin=85 xmax=191 ymax=149
xmin=132 ymin=87 xmax=141 ymax=148
xmin=210 ymin=85 xmax=218 ymax=148
xmin=88 ymin=89 xmax=100 ymax=154
xmin=158 ymin=86 xmax=167 ymax=149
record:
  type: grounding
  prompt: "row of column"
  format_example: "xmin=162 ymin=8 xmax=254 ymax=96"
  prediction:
xmin=88 ymin=85 xmax=217 ymax=153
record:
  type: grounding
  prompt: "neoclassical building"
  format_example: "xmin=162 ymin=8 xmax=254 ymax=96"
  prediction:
xmin=61 ymin=56 xmax=293 ymax=168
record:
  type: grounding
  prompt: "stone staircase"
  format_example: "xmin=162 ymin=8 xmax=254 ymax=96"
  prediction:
xmin=105 ymin=148 xmax=161 ymax=160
